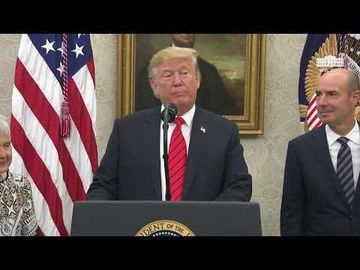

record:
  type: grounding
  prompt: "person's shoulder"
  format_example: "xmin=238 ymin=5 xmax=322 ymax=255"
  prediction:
xmin=115 ymin=107 xmax=160 ymax=124
xmin=8 ymin=172 xmax=31 ymax=188
xmin=289 ymin=125 xmax=324 ymax=145
xmin=114 ymin=106 xmax=160 ymax=127
xmin=197 ymin=106 xmax=223 ymax=118
xmin=196 ymin=107 xmax=235 ymax=126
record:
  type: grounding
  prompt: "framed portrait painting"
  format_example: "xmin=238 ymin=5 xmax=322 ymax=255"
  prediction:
xmin=118 ymin=34 xmax=266 ymax=135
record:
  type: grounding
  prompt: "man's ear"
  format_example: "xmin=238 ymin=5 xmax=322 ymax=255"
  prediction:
xmin=353 ymin=89 xmax=360 ymax=105
xmin=150 ymin=79 xmax=160 ymax=98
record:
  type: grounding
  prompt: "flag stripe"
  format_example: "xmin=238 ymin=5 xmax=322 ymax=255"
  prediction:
xmin=63 ymin=120 xmax=94 ymax=193
xmin=14 ymin=59 xmax=86 ymax=201
xmin=10 ymin=116 xmax=68 ymax=235
xmin=306 ymin=94 xmax=323 ymax=131
xmin=309 ymin=118 xmax=322 ymax=130
xmin=73 ymin=61 xmax=96 ymax=124
xmin=12 ymin=87 xmax=73 ymax=231
xmin=308 ymin=112 xmax=319 ymax=127
xmin=11 ymin=148 xmax=60 ymax=236
xmin=87 ymin=59 xmax=95 ymax=85
xmin=68 ymin=76 xmax=98 ymax=171
xmin=307 ymin=105 xmax=318 ymax=120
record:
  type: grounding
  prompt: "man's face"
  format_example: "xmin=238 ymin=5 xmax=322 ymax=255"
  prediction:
xmin=0 ymin=134 xmax=12 ymax=176
xmin=316 ymin=72 xmax=360 ymax=128
xmin=172 ymin=34 xmax=195 ymax=48
xmin=151 ymin=58 xmax=200 ymax=115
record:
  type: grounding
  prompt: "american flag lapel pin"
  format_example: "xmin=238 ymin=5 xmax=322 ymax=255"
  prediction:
xmin=200 ymin=126 xmax=206 ymax=133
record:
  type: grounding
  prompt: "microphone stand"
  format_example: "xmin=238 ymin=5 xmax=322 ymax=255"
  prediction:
xmin=162 ymin=109 xmax=171 ymax=201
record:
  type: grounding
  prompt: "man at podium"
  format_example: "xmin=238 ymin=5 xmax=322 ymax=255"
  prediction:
xmin=87 ymin=46 xmax=252 ymax=202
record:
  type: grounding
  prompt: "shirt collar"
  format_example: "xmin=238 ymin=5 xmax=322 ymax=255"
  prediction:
xmin=178 ymin=105 xmax=195 ymax=127
xmin=160 ymin=104 xmax=196 ymax=128
xmin=326 ymin=120 xmax=360 ymax=146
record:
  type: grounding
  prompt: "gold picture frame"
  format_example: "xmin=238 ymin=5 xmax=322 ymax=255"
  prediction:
xmin=117 ymin=34 xmax=266 ymax=135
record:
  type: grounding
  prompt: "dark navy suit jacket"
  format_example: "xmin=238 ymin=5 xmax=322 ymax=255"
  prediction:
xmin=87 ymin=106 xmax=252 ymax=201
xmin=281 ymin=124 xmax=360 ymax=235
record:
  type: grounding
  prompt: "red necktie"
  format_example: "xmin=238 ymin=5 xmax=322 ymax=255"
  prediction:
xmin=169 ymin=117 xmax=187 ymax=201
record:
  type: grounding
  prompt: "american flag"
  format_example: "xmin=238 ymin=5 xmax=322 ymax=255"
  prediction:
xmin=10 ymin=34 xmax=98 ymax=236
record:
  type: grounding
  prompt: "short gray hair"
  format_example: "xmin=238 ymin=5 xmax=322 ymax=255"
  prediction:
xmin=0 ymin=115 xmax=10 ymax=138
xmin=148 ymin=46 xmax=201 ymax=83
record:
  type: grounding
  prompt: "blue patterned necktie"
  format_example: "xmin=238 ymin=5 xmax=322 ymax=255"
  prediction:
xmin=337 ymin=137 xmax=355 ymax=205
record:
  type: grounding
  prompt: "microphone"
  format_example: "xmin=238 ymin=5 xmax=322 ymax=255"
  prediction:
xmin=161 ymin=103 xmax=177 ymax=200
xmin=161 ymin=103 xmax=177 ymax=123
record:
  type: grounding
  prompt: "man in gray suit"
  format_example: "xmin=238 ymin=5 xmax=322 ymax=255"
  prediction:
xmin=87 ymin=46 xmax=252 ymax=201
xmin=281 ymin=68 xmax=360 ymax=235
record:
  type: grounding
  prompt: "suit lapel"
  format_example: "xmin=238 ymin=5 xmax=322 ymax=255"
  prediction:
xmin=309 ymin=126 xmax=349 ymax=205
xmin=353 ymin=176 xmax=360 ymax=204
xmin=183 ymin=108 xmax=207 ymax=198
xmin=143 ymin=108 xmax=162 ymax=200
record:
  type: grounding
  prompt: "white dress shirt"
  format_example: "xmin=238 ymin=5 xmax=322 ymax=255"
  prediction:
xmin=326 ymin=121 xmax=360 ymax=189
xmin=159 ymin=105 xmax=195 ymax=200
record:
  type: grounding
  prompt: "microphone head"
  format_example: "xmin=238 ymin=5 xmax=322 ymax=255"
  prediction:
xmin=161 ymin=103 xmax=178 ymax=123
